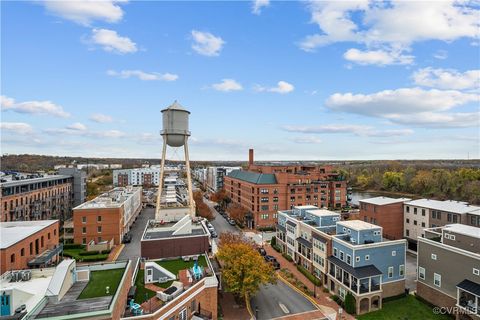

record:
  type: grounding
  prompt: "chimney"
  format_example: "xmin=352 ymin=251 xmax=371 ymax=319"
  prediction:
xmin=249 ymin=149 xmax=254 ymax=166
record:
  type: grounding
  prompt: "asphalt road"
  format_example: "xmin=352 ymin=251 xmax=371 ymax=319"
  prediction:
xmin=251 ymin=281 xmax=318 ymax=320
xmin=206 ymin=198 xmax=318 ymax=320
xmin=118 ymin=206 xmax=155 ymax=261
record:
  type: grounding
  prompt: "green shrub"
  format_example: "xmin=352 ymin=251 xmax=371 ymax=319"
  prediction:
xmin=80 ymin=255 xmax=109 ymax=262
xmin=282 ymin=253 xmax=293 ymax=262
xmin=296 ymin=265 xmax=321 ymax=286
xmin=272 ymin=244 xmax=281 ymax=253
xmin=79 ymin=250 xmax=99 ymax=256
xmin=270 ymin=236 xmax=277 ymax=246
xmin=344 ymin=292 xmax=355 ymax=314
xmin=323 ymin=288 xmax=329 ymax=293
xmin=257 ymin=226 xmax=276 ymax=232
xmin=63 ymin=244 xmax=84 ymax=250
xmin=331 ymin=295 xmax=340 ymax=303
xmin=101 ymin=249 xmax=111 ymax=254
xmin=63 ymin=252 xmax=74 ymax=258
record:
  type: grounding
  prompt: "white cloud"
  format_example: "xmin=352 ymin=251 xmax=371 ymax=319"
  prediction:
xmin=343 ymin=48 xmax=413 ymax=66
xmin=90 ymin=28 xmax=137 ymax=54
xmin=412 ymin=68 xmax=480 ymax=90
xmin=66 ymin=122 xmax=87 ymax=131
xmin=283 ymin=124 xmax=413 ymax=137
xmin=255 ymin=81 xmax=294 ymax=94
xmin=90 ymin=113 xmax=113 ymax=123
xmin=292 ymin=136 xmax=322 ymax=144
xmin=300 ymin=1 xmax=480 ymax=65
xmin=107 ymin=69 xmax=178 ymax=81
xmin=1 ymin=95 xmax=70 ymax=118
xmin=191 ymin=30 xmax=225 ymax=57
xmin=211 ymin=79 xmax=243 ymax=92
xmin=433 ymin=50 xmax=448 ymax=60
xmin=387 ymin=112 xmax=480 ymax=128
xmin=43 ymin=0 xmax=126 ymax=26
xmin=326 ymin=88 xmax=478 ymax=116
xmin=252 ymin=0 xmax=270 ymax=15
xmin=0 ymin=122 xmax=34 ymax=135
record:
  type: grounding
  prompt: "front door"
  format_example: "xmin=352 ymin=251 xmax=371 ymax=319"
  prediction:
xmin=146 ymin=268 xmax=153 ymax=283
xmin=1 ymin=294 xmax=10 ymax=316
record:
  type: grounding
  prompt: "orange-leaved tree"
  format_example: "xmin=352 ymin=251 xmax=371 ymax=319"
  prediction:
xmin=193 ymin=191 xmax=213 ymax=220
xmin=217 ymin=233 xmax=276 ymax=303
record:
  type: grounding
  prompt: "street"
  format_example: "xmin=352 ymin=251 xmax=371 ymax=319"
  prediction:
xmin=118 ymin=206 xmax=155 ymax=261
xmin=205 ymin=198 xmax=319 ymax=320
xmin=250 ymin=281 xmax=318 ymax=320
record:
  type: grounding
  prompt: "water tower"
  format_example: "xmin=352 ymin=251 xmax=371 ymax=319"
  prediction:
xmin=155 ymin=101 xmax=195 ymax=220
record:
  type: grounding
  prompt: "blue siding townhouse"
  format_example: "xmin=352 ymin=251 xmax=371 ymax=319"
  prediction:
xmin=327 ymin=220 xmax=407 ymax=314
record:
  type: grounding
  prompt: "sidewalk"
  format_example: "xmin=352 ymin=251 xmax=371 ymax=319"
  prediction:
xmin=219 ymin=292 xmax=250 ymax=320
xmin=264 ymin=244 xmax=356 ymax=320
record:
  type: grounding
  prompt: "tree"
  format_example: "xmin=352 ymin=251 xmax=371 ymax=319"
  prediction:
xmin=193 ymin=191 xmax=213 ymax=220
xmin=210 ymin=189 xmax=231 ymax=209
xmin=227 ymin=203 xmax=249 ymax=226
xmin=381 ymin=171 xmax=405 ymax=191
xmin=217 ymin=233 xmax=276 ymax=302
xmin=344 ymin=292 xmax=356 ymax=314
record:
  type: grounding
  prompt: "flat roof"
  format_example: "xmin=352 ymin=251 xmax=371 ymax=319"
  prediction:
xmin=74 ymin=186 xmax=141 ymax=209
xmin=443 ymin=224 xmax=480 ymax=239
xmin=294 ymin=205 xmax=318 ymax=210
xmin=1 ymin=220 xmax=58 ymax=249
xmin=405 ymin=199 xmax=480 ymax=214
xmin=1 ymin=175 xmax=71 ymax=188
xmin=337 ymin=219 xmax=381 ymax=231
xmin=306 ymin=209 xmax=340 ymax=217
xmin=360 ymin=196 xmax=411 ymax=205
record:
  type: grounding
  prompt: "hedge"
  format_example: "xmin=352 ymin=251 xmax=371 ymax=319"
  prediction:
xmin=270 ymin=236 xmax=277 ymax=246
xmin=80 ymin=255 xmax=109 ymax=262
xmin=282 ymin=253 xmax=293 ymax=262
xmin=296 ymin=265 xmax=321 ymax=286
xmin=101 ymin=249 xmax=111 ymax=254
xmin=344 ymin=292 xmax=355 ymax=314
xmin=272 ymin=244 xmax=281 ymax=253
xmin=63 ymin=244 xmax=84 ymax=250
xmin=79 ymin=250 xmax=100 ymax=256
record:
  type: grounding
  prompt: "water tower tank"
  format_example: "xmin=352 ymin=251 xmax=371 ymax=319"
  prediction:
xmin=161 ymin=101 xmax=191 ymax=147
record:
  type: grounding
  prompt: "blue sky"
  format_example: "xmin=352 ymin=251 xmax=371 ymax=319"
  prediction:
xmin=1 ymin=1 xmax=479 ymax=161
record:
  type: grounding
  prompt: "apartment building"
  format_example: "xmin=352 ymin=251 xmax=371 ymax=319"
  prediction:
xmin=205 ymin=166 xmax=241 ymax=193
xmin=225 ymin=149 xmax=347 ymax=229
xmin=72 ymin=186 xmax=142 ymax=245
xmin=193 ymin=167 xmax=207 ymax=188
xmin=0 ymin=220 xmax=61 ymax=274
xmin=359 ymin=197 xmax=411 ymax=240
xmin=404 ymin=199 xmax=480 ymax=249
xmin=277 ymin=206 xmax=339 ymax=284
xmin=417 ymin=224 xmax=480 ymax=319
xmin=1 ymin=175 xmax=74 ymax=222
xmin=113 ymin=167 xmax=161 ymax=187
xmin=58 ymin=168 xmax=87 ymax=207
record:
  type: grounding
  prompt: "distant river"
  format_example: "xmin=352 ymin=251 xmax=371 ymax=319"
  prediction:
xmin=349 ymin=190 xmax=405 ymax=205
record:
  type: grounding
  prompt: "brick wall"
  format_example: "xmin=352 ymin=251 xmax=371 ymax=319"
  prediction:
xmin=141 ymin=236 xmax=209 ymax=260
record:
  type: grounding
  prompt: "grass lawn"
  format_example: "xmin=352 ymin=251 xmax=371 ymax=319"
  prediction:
xmin=134 ymin=269 xmax=156 ymax=304
xmin=156 ymin=256 xmax=207 ymax=276
xmin=358 ymin=295 xmax=453 ymax=320
xmin=78 ymin=268 xmax=125 ymax=299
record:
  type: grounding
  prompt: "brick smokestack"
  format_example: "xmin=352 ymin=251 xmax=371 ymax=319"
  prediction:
xmin=249 ymin=149 xmax=254 ymax=165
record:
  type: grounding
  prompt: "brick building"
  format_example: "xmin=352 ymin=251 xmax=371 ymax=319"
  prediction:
xmin=72 ymin=186 xmax=142 ymax=245
xmin=359 ymin=197 xmax=411 ymax=240
xmin=0 ymin=220 xmax=61 ymax=273
xmin=224 ymin=149 xmax=347 ymax=229
xmin=1 ymin=175 xmax=73 ymax=222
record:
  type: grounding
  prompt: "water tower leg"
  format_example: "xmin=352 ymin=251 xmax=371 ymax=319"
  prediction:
xmin=155 ymin=136 xmax=167 ymax=220
xmin=184 ymin=136 xmax=195 ymax=217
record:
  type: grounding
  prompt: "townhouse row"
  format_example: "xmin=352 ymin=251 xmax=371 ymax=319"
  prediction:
xmin=276 ymin=205 xmax=406 ymax=315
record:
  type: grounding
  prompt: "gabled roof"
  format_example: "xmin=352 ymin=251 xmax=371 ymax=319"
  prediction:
xmin=227 ymin=170 xmax=277 ymax=184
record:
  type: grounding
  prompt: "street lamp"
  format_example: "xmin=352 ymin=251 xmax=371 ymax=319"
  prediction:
xmin=255 ymin=306 xmax=259 ymax=319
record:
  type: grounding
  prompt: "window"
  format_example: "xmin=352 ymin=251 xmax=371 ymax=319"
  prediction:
xmin=399 ymin=265 xmax=405 ymax=276
xmin=418 ymin=267 xmax=425 ymax=280
xmin=346 ymin=255 xmax=351 ymax=265
xmin=356 ymin=256 xmax=360 ymax=262
xmin=179 ymin=307 xmax=187 ymax=320
xmin=340 ymin=251 xmax=344 ymax=261
xmin=97 ymin=215 xmax=102 ymax=222
xmin=473 ymin=268 xmax=479 ymax=276
xmin=82 ymin=238 xmax=87 ymax=244
xmin=413 ymin=220 xmax=417 ymax=225
xmin=406 ymin=218 xmax=410 ymax=223
xmin=406 ymin=206 xmax=410 ymax=213
xmin=261 ymin=205 xmax=269 ymax=211
xmin=431 ymin=253 xmax=437 ymax=260
xmin=333 ymin=248 xmax=338 ymax=257
xmin=48 ymin=232 xmax=51 ymax=240
xmin=10 ymin=254 xmax=15 ymax=263
xmin=434 ymin=273 xmax=441 ymax=287
xmin=421 ymin=222 xmax=425 ymax=228
xmin=414 ymin=208 xmax=417 ymax=214
xmin=422 ymin=209 xmax=425 ymax=216
xmin=450 ymin=235 xmax=456 ymax=240
xmin=339 ymin=287 xmax=346 ymax=299
xmin=82 ymin=227 xmax=86 ymax=234
xmin=54 ymin=229 xmax=56 ymax=236
xmin=447 ymin=213 xmax=452 ymax=222
xmin=388 ymin=266 xmax=394 ymax=278
xmin=374 ymin=230 xmax=381 ymax=236
xmin=29 ymin=242 xmax=33 ymax=255
xmin=444 ymin=233 xmax=450 ymax=239
xmin=365 ymin=255 xmax=370 ymax=261
xmin=392 ymin=250 xmax=396 ymax=256
xmin=261 ymin=214 xmax=269 ymax=219
xmin=21 ymin=248 xmax=25 ymax=256
xmin=97 ymin=226 xmax=102 ymax=233
xmin=406 ymin=229 xmax=410 ymax=237
xmin=82 ymin=216 xmax=86 ymax=223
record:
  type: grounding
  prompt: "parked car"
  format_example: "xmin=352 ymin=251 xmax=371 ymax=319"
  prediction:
xmin=122 ymin=233 xmax=132 ymax=243
xmin=271 ymin=261 xmax=281 ymax=270
xmin=257 ymin=247 xmax=267 ymax=256
xmin=210 ymin=231 xmax=218 ymax=238
xmin=228 ymin=218 xmax=236 ymax=226
xmin=264 ymin=255 xmax=280 ymax=269
xmin=264 ymin=255 xmax=276 ymax=262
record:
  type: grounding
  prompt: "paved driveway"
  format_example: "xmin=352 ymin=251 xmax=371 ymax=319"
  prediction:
xmin=118 ymin=207 xmax=155 ymax=261
xmin=405 ymin=251 xmax=417 ymax=291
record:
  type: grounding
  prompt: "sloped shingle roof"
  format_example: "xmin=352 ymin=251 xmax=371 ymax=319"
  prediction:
xmin=227 ymin=170 xmax=277 ymax=184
